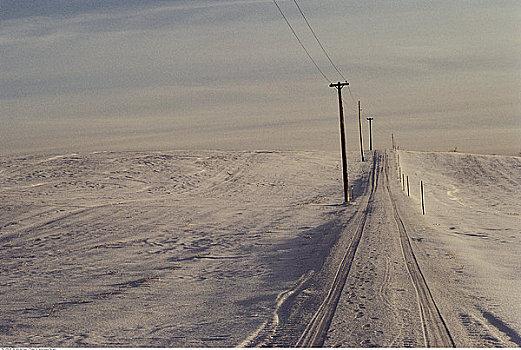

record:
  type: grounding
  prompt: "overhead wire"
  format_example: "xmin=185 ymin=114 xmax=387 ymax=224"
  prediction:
xmin=347 ymin=86 xmax=357 ymax=105
xmin=272 ymin=0 xmax=361 ymax=114
xmin=346 ymin=86 xmax=359 ymax=112
xmin=291 ymin=0 xmax=347 ymax=82
xmin=272 ymin=0 xmax=331 ymax=83
xmin=287 ymin=0 xmax=359 ymax=112
xmin=272 ymin=1 xmax=392 ymax=150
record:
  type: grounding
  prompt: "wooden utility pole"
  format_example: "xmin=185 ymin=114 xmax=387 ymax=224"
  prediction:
xmin=358 ymin=101 xmax=365 ymax=162
xmin=392 ymin=133 xmax=395 ymax=150
xmin=367 ymin=117 xmax=374 ymax=151
xmin=329 ymin=81 xmax=350 ymax=203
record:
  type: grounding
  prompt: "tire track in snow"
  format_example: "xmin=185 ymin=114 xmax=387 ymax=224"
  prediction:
xmin=384 ymin=151 xmax=455 ymax=348
xmin=295 ymin=153 xmax=380 ymax=347
xmin=379 ymin=256 xmax=405 ymax=347
xmin=237 ymin=270 xmax=315 ymax=348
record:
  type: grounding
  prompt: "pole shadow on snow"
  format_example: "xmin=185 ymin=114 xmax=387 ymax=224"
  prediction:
xmin=239 ymin=157 xmax=374 ymax=346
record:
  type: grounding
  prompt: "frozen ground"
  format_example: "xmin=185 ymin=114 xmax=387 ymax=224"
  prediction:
xmin=0 ymin=150 xmax=371 ymax=347
xmin=1 ymin=149 xmax=520 ymax=347
xmin=393 ymin=150 xmax=521 ymax=347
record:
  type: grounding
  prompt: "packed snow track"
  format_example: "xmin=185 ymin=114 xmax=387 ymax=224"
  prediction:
xmin=268 ymin=152 xmax=454 ymax=347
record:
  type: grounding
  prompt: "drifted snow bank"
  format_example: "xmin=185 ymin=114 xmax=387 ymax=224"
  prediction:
xmin=396 ymin=150 xmax=521 ymax=344
xmin=0 ymin=150 xmax=372 ymax=347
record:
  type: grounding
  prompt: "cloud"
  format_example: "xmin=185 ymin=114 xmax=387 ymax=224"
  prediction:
xmin=1 ymin=0 xmax=520 ymax=154
xmin=1 ymin=0 xmax=289 ymax=99
xmin=1 ymin=0 xmax=272 ymax=21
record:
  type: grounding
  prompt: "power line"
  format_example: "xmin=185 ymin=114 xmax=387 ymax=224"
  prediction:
xmin=272 ymin=0 xmax=361 ymax=114
xmin=347 ymin=86 xmax=358 ymax=106
xmin=347 ymin=86 xmax=356 ymax=103
xmin=291 ymin=0 xmax=347 ymax=81
xmin=340 ymin=87 xmax=358 ymax=115
xmin=271 ymin=0 xmax=331 ymax=83
xmin=287 ymin=0 xmax=359 ymax=112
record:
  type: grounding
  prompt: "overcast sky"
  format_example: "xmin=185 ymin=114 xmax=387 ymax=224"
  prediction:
xmin=1 ymin=0 xmax=520 ymax=155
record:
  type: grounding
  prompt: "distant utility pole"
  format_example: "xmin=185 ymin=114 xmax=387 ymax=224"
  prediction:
xmin=329 ymin=81 xmax=350 ymax=203
xmin=392 ymin=133 xmax=395 ymax=151
xmin=367 ymin=117 xmax=374 ymax=151
xmin=358 ymin=101 xmax=365 ymax=162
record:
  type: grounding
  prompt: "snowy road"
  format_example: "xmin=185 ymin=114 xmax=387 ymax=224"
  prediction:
xmin=253 ymin=152 xmax=453 ymax=347
xmin=324 ymin=150 xmax=520 ymax=347
xmin=247 ymin=150 xmax=520 ymax=347
xmin=323 ymin=152 xmax=454 ymax=347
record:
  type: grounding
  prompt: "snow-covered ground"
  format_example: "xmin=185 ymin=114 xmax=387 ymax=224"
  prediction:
xmin=0 ymin=150 xmax=372 ymax=347
xmin=394 ymin=150 xmax=521 ymax=346
xmin=1 ymin=149 xmax=519 ymax=347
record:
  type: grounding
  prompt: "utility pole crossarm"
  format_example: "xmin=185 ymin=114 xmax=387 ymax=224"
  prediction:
xmin=329 ymin=81 xmax=349 ymax=89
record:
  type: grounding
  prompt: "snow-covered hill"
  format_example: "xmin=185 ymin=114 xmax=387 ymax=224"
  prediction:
xmin=1 ymin=149 xmax=519 ymax=347
xmin=0 ymin=150 xmax=372 ymax=347
xmin=395 ymin=150 xmax=521 ymax=345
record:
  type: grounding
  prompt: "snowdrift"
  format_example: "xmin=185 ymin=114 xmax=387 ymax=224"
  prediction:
xmin=395 ymin=150 xmax=521 ymax=345
xmin=0 ymin=150 xmax=371 ymax=347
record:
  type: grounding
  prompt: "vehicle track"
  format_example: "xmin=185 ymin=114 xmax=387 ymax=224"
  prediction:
xmin=296 ymin=152 xmax=454 ymax=347
xmin=383 ymin=151 xmax=455 ymax=347
xmin=379 ymin=256 xmax=405 ymax=347
xmin=296 ymin=153 xmax=381 ymax=347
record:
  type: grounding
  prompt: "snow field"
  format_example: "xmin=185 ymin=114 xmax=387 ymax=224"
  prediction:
xmin=394 ymin=150 xmax=521 ymax=346
xmin=0 ymin=150 xmax=372 ymax=347
xmin=2 ymin=148 xmax=519 ymax=347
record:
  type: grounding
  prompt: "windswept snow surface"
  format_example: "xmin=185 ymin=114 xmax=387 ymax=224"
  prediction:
xmin=394 ymin=150 xmax=521 ymax=346
xmin=0 ymin=150 xmax=372 ymax=347
xmin=2 ymin=149 xmax=520 ymax=347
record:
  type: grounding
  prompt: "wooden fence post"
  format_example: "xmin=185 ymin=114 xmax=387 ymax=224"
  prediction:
xmin=421 ymin=181 xmax=425 ymax=215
